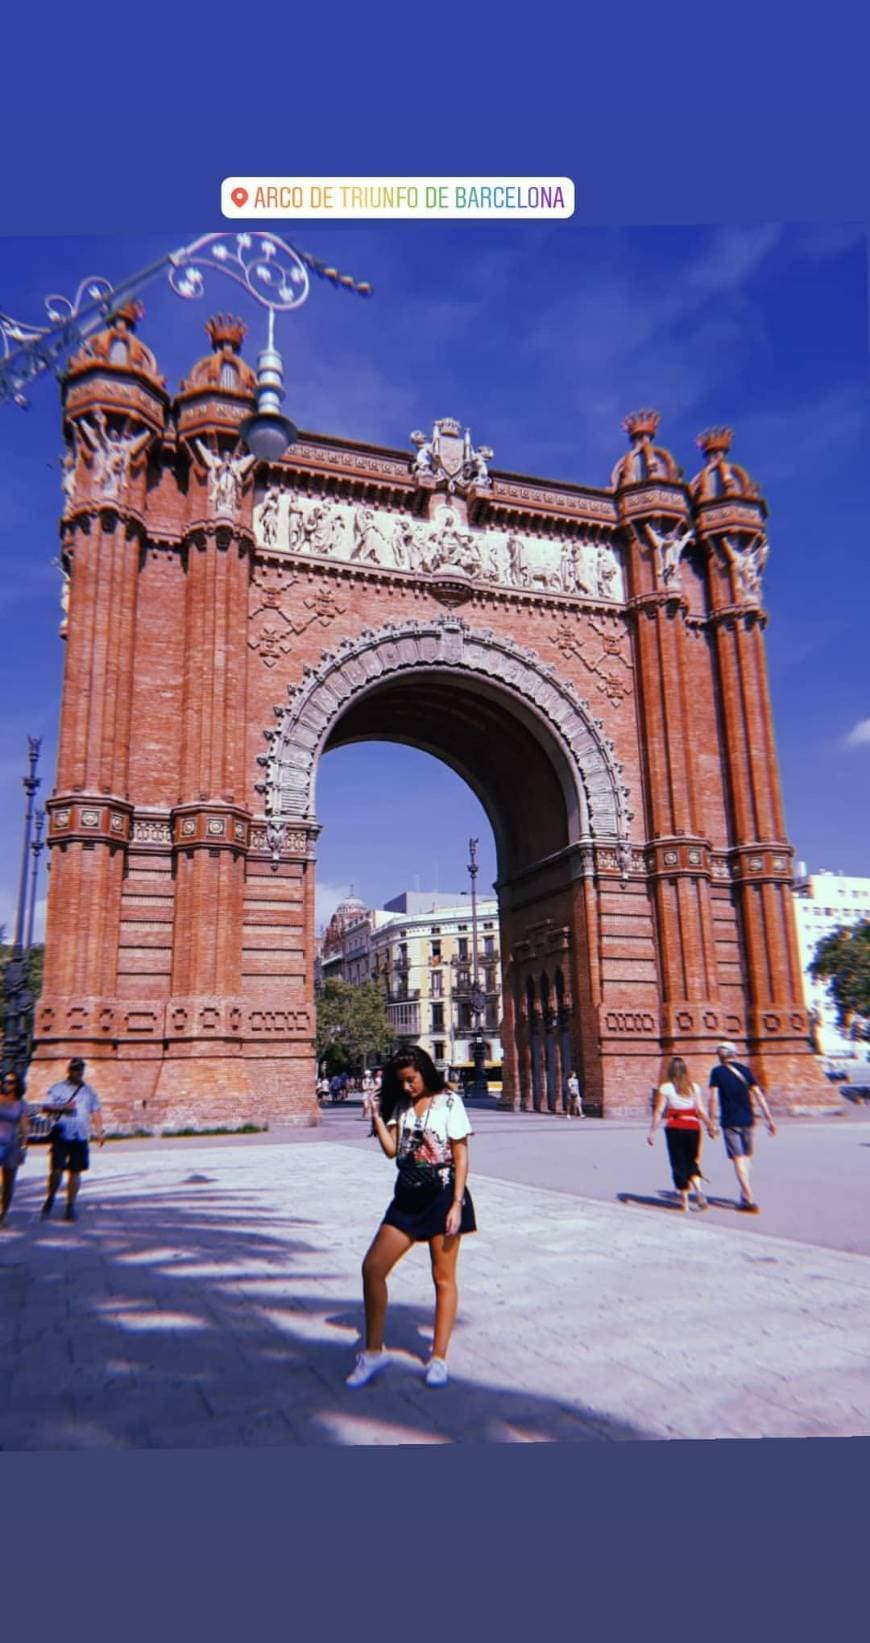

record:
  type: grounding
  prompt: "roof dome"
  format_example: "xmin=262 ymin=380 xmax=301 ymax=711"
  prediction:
xmin=178 ymin=313 xmax=256 ymax=397
xmin=65 ymin=300 xmax=164 ymax=388
xmin=336 ymin=895 xmax=367 ymax=921
xmin=690 ymin=427 xmax=760 ymax=503
xmin=611 ymin=410 xmax=682 ymax=488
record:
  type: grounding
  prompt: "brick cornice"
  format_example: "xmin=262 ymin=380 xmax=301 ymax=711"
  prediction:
xmin=171 ymin=801 xmax=252 ymax=853
xmin=46 ymin=794 xmax=133 ymax=847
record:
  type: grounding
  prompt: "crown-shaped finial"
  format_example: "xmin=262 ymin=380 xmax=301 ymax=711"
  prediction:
xmin=696 ymin=426 xmax=733 ymax=457
xmin=205 ymin=314 xmax=248 ymax=353
xmin=622 ymin=409 xmax=661 ymax=441
xmin=110 ymin=299 xmax=145 ymax=330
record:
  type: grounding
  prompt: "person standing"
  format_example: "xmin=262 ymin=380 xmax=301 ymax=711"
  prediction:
xmin=648 ymin=1056 xmax=715 ymax=1212
xmin=0 ymin=1070 xmax=30 ymax=1224
xmin=707 ymin=1041 xmax=777 ymax=1213
xmin=564 ymin=1070 xmax=585 ymax=1119
xmin=40 ymin=1057 xmax=105 ymax=1222
xmin=346 ymin=1047 xmax=477 ymax=1391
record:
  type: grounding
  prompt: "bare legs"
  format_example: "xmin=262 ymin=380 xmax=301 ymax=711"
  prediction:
xmin=1 ymin=1167 xmax=16 ymax=1219
xmin=429 ymin=1233 xmax=461 ymax=1360
xmin=360 ymin=1223 xmax=463 ymax=1362
xmin=361 ymin=1224 xmax=413 ymax=1350
xmin=732 ymin=1154 xmax=754 ymax=1204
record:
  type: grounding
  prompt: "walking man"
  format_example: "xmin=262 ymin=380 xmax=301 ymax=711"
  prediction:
xmin=707 ymin=1041 xmax=776 ymax=1213
xmin=565 ymin=1070 xmax=585 ymax=1118
xmin=40 ymin=1057 xmax=105 ymax=1222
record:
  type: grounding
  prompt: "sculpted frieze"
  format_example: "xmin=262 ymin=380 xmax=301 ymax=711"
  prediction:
xmin=253 ymin=488 xmax=625 ymax=602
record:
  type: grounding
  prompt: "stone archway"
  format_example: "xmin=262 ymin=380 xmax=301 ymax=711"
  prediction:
xmin=261 ymin=615 xmax=632 ymax=858
xmin=261 ymin=615 xmax=633 ymax=1111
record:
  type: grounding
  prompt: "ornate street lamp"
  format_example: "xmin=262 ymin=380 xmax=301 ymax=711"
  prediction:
xmin=466 ymin=837 xmax=489 ymax=1100
xmin=0 ymin=231 xmax=373 ymax=461
xmin=2 ymin=738 xmax=42 ymax=1079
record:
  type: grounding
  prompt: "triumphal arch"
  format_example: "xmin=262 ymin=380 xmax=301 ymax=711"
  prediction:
xmin=29 ymin=304 xmax=827 ymax=1127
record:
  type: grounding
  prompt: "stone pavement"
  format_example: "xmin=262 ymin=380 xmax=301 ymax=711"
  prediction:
xmin=2 ymin=1135 xmax=869 ymax=1448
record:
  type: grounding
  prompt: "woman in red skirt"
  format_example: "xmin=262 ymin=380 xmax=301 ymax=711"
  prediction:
xmin=648 ymin=1056 xmax=715 ymax=1212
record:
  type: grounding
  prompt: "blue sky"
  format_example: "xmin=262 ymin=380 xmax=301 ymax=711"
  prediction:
xmin=0 ymin=223 xmax=867 ymax=937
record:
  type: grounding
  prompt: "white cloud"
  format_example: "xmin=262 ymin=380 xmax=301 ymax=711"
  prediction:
xmin=845 ymin=719 xmax=870 ymax=748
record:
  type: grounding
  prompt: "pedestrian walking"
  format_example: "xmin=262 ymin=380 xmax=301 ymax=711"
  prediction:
xmin=648 ymin=1056 xmax=715 ymax=1212
xmin=707 ymin=1041 xmax=776 ymax=1213
xmin=39 ymin=1056 xmax=105 ymax=1222
xmin=0 ymin=1069 xmax=30 ymax=1224
xmin=346 ymin=1046 xmax=477 ymax=1391
xmin=565 ymin=1070 xmax=585 ymax=1118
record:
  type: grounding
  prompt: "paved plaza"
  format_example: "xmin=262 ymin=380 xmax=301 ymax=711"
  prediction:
xmin=1 ymin=1105 xmax=869 ymax=1448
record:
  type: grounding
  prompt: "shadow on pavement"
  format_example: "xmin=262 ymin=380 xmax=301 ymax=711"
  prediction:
xmin=1 ymin=1177 xmax=652 ymax=1450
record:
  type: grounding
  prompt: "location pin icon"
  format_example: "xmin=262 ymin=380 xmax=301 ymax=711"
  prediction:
xmin=231 ymin=187 xmax=249 ymax=209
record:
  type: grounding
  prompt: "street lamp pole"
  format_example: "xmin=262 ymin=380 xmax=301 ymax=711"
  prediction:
xmin=467 ymin=837 xmax=488 ymax=1099
xmin=2 ymin=737 xmax=42 ymax=1078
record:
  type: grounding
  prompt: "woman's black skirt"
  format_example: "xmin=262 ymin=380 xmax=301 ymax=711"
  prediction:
xmin=382 ymin=1177 xmax=477 ymax=1241
xmin=665 ymin=1126 xmax=701 ymax=1191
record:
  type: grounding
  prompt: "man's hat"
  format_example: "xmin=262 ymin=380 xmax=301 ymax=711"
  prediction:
xmin=68 ymin=1056 xmax=86 ymax=1070
xmin=716 ymin=1041 xmax=737 ymax=1056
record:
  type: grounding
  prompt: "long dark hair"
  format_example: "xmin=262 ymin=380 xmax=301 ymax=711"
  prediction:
xmin=666 ymin=1056 xmax=695 ymax=1099
xmin=0 ymin=1069 xmax=22 ymax=1099
xmin=378 ymin=1046 xmax=446 ymax=1127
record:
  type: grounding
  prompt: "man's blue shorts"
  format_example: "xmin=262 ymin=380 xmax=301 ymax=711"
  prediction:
xmin=50 ymin=1135 xmax=90 ymax=1173
xmin=723 ymin=1125 xmax=754 ymax=1160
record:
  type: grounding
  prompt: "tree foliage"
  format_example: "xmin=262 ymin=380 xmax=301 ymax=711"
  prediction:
xmin=809 ymin=920 xmax=870 ymax=1028
xmin=315 ymin=978 xmax=393 ymax=1072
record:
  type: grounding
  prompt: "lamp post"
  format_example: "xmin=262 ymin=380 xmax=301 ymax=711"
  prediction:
xmin=467 ymin=837 xmax=488 ymax=1100
xmin=2 ymin=737 xmax=42 ymax=1079
xmin=1 ymin=231 xmax=373 ymax=449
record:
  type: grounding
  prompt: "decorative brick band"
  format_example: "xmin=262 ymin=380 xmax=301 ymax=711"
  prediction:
xmin=171 ymin=804 xmax=251 ymax=852
xmin=645 ymin=839 xmax=711 ymax=878
xmin=47 ymin=796 xmax=133 ymax=847
xmin=35 ymin=995 xmax=313 ymax=1044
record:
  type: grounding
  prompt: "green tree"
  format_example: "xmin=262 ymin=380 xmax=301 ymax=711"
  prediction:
xmin=809 ymin=920 xmax=870 ymax=1029
xmin=315 ymin=978 xmax=393 ymax=1073
xmin=0 ymin=942 xmax=44 ymax=1049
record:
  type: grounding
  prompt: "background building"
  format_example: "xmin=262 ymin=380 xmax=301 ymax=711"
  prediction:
xmin=793 ymin=866 xmax=870 ymax=1061
xmin=320 ymin=890 xmax=503 ymax=1078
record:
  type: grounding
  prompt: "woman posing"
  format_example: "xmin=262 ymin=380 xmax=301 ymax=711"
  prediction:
xmin=347 ymin=1047 xmax=477 ymax=1390
xmin=648 ymin=1056 xmax=715 ymax=1213
xmin=0 ymin=1070 xmax=30 ymax=1224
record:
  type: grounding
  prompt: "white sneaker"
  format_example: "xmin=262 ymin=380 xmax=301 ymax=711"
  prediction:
xmin=346 ymin=1350 xmax=389 ymax=1389
xmin=424 ymin=1356 xmax=449 ymax=1388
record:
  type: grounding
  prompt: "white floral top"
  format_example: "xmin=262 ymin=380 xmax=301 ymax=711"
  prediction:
xmin=388 ymin=1090 xmax=473 ymax=1174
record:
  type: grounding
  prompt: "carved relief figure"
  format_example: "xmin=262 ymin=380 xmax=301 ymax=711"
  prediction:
xmin=506 ymin=532 xmax=529 ymax=588
xmin=481 ymin=540 xmax=502 ymax=583
xmin=60 ymin=432 xmax=79 ymax=511
xmin=430 ymin=511 xmax=479 ymax=575
xmin=260 ymin=486 xmax=281 ymax=547
xmin=725 ymin=531 xmax=768 ymax=603
xmin=594 ymin=542 xmax=620 ymax=600
xmin=644 ymin=520 xmax=694 ymax=590
xmin=194 ymin=439 xmax=255 ymax=516
xmin=78 ymin=410 xmax=150 ymax=500
xmin=287 ymin=496 xmax=306 ymax=550
xmin=410 ymin=429 xmax=435 ymax=475
xmin=51 ymin=556 xmax=70 ymax=636
xmin=351 ymin=507 xmax=389 ymax=564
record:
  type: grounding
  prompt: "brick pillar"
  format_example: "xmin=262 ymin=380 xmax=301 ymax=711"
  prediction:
xmin=692 ymin=427 xmax=827 ymax=1107
xmin=621 ymin=491 xmax=725 ymax=1064
xmin=155 ymin=513 xmax=256 ymax=1116
xmin=36 ymin=508 xmax=146 ymax=1088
